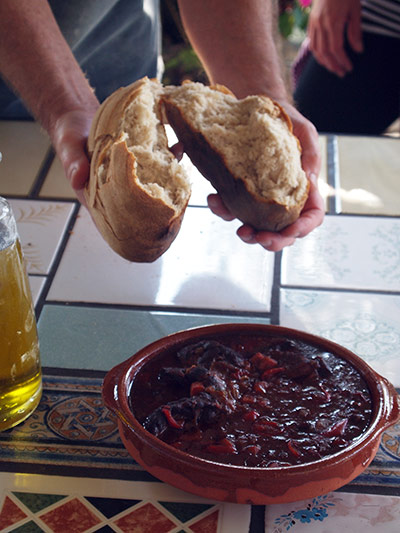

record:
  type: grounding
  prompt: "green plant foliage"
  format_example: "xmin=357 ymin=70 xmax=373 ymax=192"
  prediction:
xmin=279 ymin=0 xmax=310 ymax=39
xmin=164 ymin=48 xmax=202 ymax=73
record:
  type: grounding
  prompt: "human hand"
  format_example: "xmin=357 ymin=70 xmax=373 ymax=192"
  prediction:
xmin=51 ymin=107 xmax=99 ymax=206
xmin=207 ymin=103 xmax=325 ymax=252
xmin=308 ymin=0 xmax=363 ymax=76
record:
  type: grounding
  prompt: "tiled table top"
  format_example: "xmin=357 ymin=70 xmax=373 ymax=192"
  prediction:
xmin=1 ymin=120 xmax=400 ymax=532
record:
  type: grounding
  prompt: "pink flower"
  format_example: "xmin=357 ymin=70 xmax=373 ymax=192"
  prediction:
xmin=298 ymin=0 xmax=312 ymax=7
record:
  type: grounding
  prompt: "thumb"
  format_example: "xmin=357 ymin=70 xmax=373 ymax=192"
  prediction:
xmin=64 ymin=150 xmax=90 ymax=191
xmin=56 ymin=139 xmax=90 ymax=207
xmin=66 ymin=154 xmax=90 ymax=208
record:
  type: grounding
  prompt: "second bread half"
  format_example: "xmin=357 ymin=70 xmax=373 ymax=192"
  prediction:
xmin=162 ymin=81 xmax=309 ymax=232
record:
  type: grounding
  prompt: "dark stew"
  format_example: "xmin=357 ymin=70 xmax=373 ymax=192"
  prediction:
xmin=130 ymin=336 xmax=372 ymax=467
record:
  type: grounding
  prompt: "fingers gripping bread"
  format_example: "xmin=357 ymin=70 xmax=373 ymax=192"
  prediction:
xmin=162 ymin=82 xmax=309 ymax=232
xmin=86 ymin=77 xmax=310 ymax=262
xmin=85 ymin=77 xmax=191 ymax=262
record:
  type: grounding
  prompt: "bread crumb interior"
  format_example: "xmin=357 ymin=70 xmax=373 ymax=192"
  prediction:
xmin=121 ymin=79 xmax=190 ymax=210
xmin=165 ymin=82 xmax=308 ymax=207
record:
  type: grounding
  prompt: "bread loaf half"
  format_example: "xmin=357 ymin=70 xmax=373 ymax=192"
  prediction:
xmin=162 ymin=81 xmax=309 ymax=232
xmin=85 ymin=77 xmax=191 ymax=262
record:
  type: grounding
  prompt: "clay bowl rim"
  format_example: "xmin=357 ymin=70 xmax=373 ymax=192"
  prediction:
xmin=103 ymin=323 xmax=399 ymax=475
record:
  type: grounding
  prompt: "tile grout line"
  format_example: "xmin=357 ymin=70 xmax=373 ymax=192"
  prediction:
xmin=280 ymin=284 xmax=400 ymax=296
xmin=28 ymin=146 xmax=55 ymax=198
xmin=270 ymin=251 xmax=282 ymax=326
xmin=34 ymin=201 xmax=81 ymax=319
xmin=327 ymin=135 xmax=340 ymax=214
xmin=38 ymin=299 xmax=274 ymax=319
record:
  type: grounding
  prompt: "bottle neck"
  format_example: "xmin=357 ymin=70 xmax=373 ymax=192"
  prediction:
xmin=0 ymin=196 xmax=18 ymax=251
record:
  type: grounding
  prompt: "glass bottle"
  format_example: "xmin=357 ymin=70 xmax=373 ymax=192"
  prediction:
xmin=0 ymin=196 xmax=42 ymax=431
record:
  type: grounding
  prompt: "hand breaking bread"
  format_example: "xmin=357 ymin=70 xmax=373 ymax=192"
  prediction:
xmin=162 ymin=81 xmax=310 ymax=233
xmin=86 ymin=77 xmax=309 ymax=262
xmin=85 ymin=77 xmax=191 ymax=263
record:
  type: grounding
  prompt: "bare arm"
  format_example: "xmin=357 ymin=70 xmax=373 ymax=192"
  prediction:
xmin=178 ymin=0 xmax=324 ymax=251
xmin=0 ymin=0 xmax=99 ymax=203
xmin=177 ymin=0 xmax=287 ymax=100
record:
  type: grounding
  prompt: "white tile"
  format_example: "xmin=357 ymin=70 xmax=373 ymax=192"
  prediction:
xmin=48 ymin=206 xmax=274 ymax=312
xmin=337 ymin=136 xmax=400 ymax=216
xmin=281 ymin=215 xmax=400 ymax=291
xmin=28 ymin=275 xmax=46 ymax=306
xmin=165 ymin=123 xmax=214 ymax=207
xmin=0 ymin=121 xmax=50 ymax=195
xmin=280 ymin=289 xmax=400 ymax=386
xmin=10 ymin=199 xmax=75 ymax=274
xmin=40 ymin=155 xmax=76 ymax=199
xmin=182 ymin=153 xmax=216 ymax=207
xmin=266 ymin=491 xmax=400 ymax=532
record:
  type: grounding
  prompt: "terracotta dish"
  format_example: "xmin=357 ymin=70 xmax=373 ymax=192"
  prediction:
xmin=103 ymin=324 xmax=399 ymax=504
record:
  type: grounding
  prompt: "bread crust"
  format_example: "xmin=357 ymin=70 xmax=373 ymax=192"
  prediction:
xmin=86 ymin=77 xmax=310 ymax=263
xmin=162 ymin=85 xmax=309 ymax=232
xmin=85 ymin=78 xmax=189 ymax=262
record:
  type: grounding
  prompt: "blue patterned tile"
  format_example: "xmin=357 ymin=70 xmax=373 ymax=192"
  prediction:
xmin=282 ymin=215 xmax=400 ymax=292
xmin=280 ymin=289 xmax=400 ymax=387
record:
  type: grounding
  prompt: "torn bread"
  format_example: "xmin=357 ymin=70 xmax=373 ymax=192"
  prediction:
xmin=85 ymin=77 xmax=191 ymax=262
xmin=86 ymin=77 xmax=310 ymax=263
xmin=162 ymin=81 xmax=309 ymax=232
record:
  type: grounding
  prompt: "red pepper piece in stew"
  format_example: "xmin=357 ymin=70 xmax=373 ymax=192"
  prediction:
xmin=287 ymin=440 xmax=302 ymax=458
xmin=253 ymin=418 xmax=281 ymax=435
xmin=206 ymin=437 xmax=237 ymax=454
xmin=190 ymin=381 xmax=206 ymax=396
xmin=162 ymin=406 xmax=185 ymax=429
xmin=261 ymin=367 xmax=285 ymax=379
xmin=243 ymin=444 xmax=261 ymax=455
xmin=243 ymin=409 xmax=260 ymax=422
xmin=250 ymin=352 xmax=278 ymax=370
xmin=321 ymin=418 xmax=348 ymax=437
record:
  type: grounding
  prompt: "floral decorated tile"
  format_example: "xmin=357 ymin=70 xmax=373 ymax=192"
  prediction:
xmin=266 ymin=492 xmax=400 ymax=532
xmin=281 ymin=215 xmax=400 ymax=292
xmin=0 ymin=472 xmax=251 ymax=533
xmin=48 ymin=206 xmax=274 ymax=312
xmin=280 ymin=289 xmax=400 ymax=387
xmin=9 ymin=199 xmax=75 ymax=275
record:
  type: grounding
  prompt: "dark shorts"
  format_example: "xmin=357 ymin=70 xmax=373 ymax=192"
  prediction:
xmin=294 ymin=32 xmax=400 ymax=135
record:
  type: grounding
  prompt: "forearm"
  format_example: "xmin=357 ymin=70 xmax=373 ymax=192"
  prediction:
xmin=0 ymin=0 xmax=98 ymax=139
xmin=177 ymin=0 xmax=288 ymax=101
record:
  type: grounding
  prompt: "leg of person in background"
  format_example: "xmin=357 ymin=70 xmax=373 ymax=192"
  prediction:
xmin=294 ymin=32 xmax=400 ymax=135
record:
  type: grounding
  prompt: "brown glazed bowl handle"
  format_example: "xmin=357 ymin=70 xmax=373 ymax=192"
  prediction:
xmin=378 ymin=374 xmax=400 ymax=430
xmin=102 ymin=360 xmax=127 ymax=416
